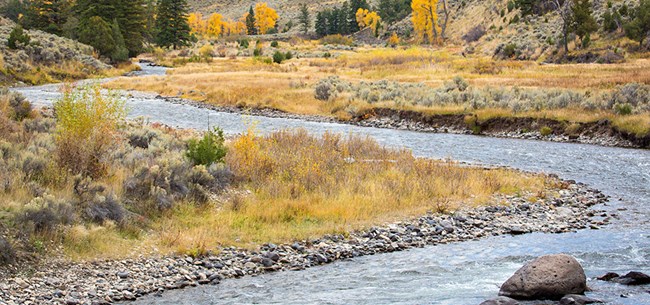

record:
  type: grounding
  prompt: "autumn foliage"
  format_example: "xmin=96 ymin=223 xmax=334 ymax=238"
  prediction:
xmin=188 ymin=12 xmax=246 ymax=38
xmin=411 ymin=0 xmax=441 ymax=44
xmin=356 ymin=8 xmax=382 ymax=35
xmin=254 ymin=2 xmax=279 ymax=34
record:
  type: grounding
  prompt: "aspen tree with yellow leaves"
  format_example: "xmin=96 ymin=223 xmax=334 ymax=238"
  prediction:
xmin=206 ymin=13 xmax=224 ymax=37
xmin=188 ymin=13 xmax=206 ymax=35
xmin=254 ymin=2 xmax=279 ymax=34
xmin=411 ymin=0 xmax=440 ymax=44
xmin=356 ymin=8 xmax=381 ymax=35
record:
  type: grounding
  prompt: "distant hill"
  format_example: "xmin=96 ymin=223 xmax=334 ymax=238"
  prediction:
xmin=189 ymin=0 xmax=643 ymax=62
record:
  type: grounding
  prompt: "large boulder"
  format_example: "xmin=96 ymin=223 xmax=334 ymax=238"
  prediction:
xmin=499 ymin=254 xmax=587 ymax=300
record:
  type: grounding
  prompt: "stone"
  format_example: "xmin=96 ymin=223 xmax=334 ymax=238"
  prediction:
xmin=499 ymin=254 xmax=587 ymax=300
xmin=559 ymin=294 xmax=603 ymax=305
xmin=479 ymin=296 xmax=520 ymax=305
xmin=117 ymin=271 xmax=129 ymax=279
xmin=597 ymin=272 xmax=619 ymax=281
xmin=616 ymin=271 xmax=650 ymax=285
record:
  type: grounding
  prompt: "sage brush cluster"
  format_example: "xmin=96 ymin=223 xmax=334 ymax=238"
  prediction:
xmin=314 ymin=76 xmax=650 ymax=114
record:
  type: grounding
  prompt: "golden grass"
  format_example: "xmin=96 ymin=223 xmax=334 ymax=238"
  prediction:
xmin=60 ymin=129 xmax=548 ymax=259
xmin=107 ymin=46 xmax=650 ymax=137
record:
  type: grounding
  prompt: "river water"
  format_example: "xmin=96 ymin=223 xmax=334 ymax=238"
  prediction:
xmin=13 ymin=65 xmax=650 ymax=304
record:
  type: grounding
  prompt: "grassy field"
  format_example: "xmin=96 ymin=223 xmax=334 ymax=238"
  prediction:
xmin=0 ymin=86 xmax=552 ymax=261
xmin=107 ymin=44 xmax=650 ymax=137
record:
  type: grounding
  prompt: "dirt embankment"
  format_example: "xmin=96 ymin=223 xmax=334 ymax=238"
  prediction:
xmin=352 ymin=108 xmax=650 ymax=149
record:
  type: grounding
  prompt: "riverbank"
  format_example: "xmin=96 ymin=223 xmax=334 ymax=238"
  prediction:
xmin=150 ymin=93 xmax=649 ymax=149
xmin=0 ymin=181 xmax=610 ymax=304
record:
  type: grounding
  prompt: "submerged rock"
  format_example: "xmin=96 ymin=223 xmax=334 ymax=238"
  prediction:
xmin=499 ymin=254 xmax=586 ymax=300
xmin=480 ymin=296 xmax=520 ymax=305
xmin=559 ymin=294 xmax=603 ymax=304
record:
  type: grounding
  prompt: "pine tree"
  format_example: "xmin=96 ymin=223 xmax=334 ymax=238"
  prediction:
xmin=338 ymin=2 xmax=350 ymax=34
xmin=110 ymin=19 xmax=129 ymax=62
xmin=315 ymin=11 xmax=328 ymax=36
xmin=624 ymin=0 xmax=650 ymax=47
xmin=24 ymin=0 xmax=72 ymax=35
xmin=155 ymin=0 xmax=191 ymax=49
xmin=299 ymin=3 xmax=310 ymax=34
xmin=79 ymin=16 xmax=115 ymax=56
xmin=347 ymin=0 xmax=369 ymax=32
xmin=571 ymin=0 xmax=597 ymax=48
xmin=246 ymin=6 xmax=257 ymax=35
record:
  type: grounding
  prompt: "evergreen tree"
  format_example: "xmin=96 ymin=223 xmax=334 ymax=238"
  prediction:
xmin=339 ymin=2 xmax=350 ymax=34
xmin=155 ymin=0 xmax=191 ymax=49
xmin=299 ymin=3 xmax=311 ymax=34
xmin=144 ymin=0 xmax=157 ymax=42
xmin=79 ymin=16 xmax=115 ymax=56
xmin=246 ymin=6 xmax=257 ymax=35
xmin=1 ymin=0 xmax=27 ymax=23
xmin=378 ymin=0 xmax=411 ymax=24
xmin=110 ymin=19 xmax=129 ymax=62
xmin=571 ymin=0 xmax=597 ymax=47
xmin=624 ymin=0 xmax=650 ymax=47
xmin=24 ymin=0 xmax=72 ymax=35
xmin=75 ymin=0 xmax=146 ymax=56
xmin=315 ymin=11 xmax=328 ymax=36
xmin=327 ymin=8 xmax=340 ymax=35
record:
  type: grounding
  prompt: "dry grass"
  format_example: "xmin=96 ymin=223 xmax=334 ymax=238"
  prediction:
xmin=108 ymin=46 xmax=650 ymax=136
xmin=55 ymin=128 xmax=548 ymax=259
xmin=146 ymin=128 xmax=547 ymax=253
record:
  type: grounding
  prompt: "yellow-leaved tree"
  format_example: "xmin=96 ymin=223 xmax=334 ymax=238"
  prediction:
xmin=188 ymin=13 xmax=207 ymax=36
xmin=411 ymin=0 xmax=441 ymax=44
xmin=207 ymin=13 xmax=224 ymax=37
xmin=254 ymin=2 xmax=279 ymax=34
xmin=224 ymin=19 xmax=247 ymax=36
xmin=356 ymin=8 xmax=382 ymax=35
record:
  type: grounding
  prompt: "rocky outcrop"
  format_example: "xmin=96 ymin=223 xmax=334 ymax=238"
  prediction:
xmin=480 ymin=296 xmax=519 ymax=305
xmin=499 ymin=254 xmax=587 ymax=300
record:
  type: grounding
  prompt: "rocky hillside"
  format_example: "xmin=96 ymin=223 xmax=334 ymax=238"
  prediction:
xmin=190 ymin=0 xmax=643 ymax=62
xmin=0 ymin=18 xmax=111 ymax=85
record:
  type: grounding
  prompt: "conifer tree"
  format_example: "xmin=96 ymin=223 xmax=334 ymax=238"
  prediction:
xmin=155 ymin=0 xmax=191 ymax=49
xmin=299 ymin=3 xmax=310 ymax=34
xmin=246 ymin=6 xmax=257 ymax=35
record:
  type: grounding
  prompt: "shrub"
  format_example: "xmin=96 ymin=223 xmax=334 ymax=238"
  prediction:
xmin=238 ymin=38 xmax=250 ymax=48
xmin=540 ymin=126 xmax=553 ymax=136
xmin=198 ymin=44 xmax=214 ymax=62
xmin=323 ymin=52 xmax=332 ymax=58
xmin=0 ymin=236 xmax=15 ymax=265
xmin=285 ymin=51 xmax=293 ymax=60
xmin=18 ymin=196 xmax=75 ymax=233
xmin=185 ymin=127 xmax=227 ymax=166
xmin=0 ymin=89 xmax=32 ymax=121
xmin=320 ymin=34 xmax=354 ymax=46
xmin=272 ymin=51 xmax=286 ymax=64
xmin=314 ymin=78 xmax=336 ymax=101
xmin=473 ymin=60 xmax=502 ymax=74
xmin=83 ymin=194 xmax=125 ymax=224
xmin=503 ymin=43 xmax=518 ymax=58
xmin=614 ymin=103 xmax=633 ymax=115
xmin=54 ymin=84 xmax=126 ymax=178
xmin=270 ymin=41 xmax=279 ymax=48
xmin=388 ymin=32 xmax=400 ymax=47
xmin=462 ymin=25 xmax=486 ymax=43
xmin=7 ymin=25 xmax=30 ymax=50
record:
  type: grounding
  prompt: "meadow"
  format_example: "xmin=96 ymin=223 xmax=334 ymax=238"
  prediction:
xmin=107 ymin=43 xmax=650 ymax=137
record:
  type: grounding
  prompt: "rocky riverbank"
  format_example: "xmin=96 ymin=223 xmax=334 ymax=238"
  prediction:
xmin=145 ymin=94 xmax=648 ymax=149
xmin=0 ymin=180 xmax=611 ymax=305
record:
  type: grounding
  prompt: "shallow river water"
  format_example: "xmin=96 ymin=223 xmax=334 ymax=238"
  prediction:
xmin=13 ymin=65 xmax=650 ymax=304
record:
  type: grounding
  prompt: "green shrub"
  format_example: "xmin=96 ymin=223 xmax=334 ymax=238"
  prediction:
xmin=540 ymin=126 xmax=553 ymax=136
xmin=270 ymin=40 xmax=279 ymax=48
xmin=273 ymin=51 xmax=286 ymax=64
xmin=503 ymin=43 xmax=517 ymax=58
xmin=323 ymin=52 xmax=332 ymax=58
xmin=186 ymin=127 xmax=227 ymax=166
xmin=614 ymin=103 xmax=633 ymax=115
xmin=7 ymin=25 xmax=30 ymax=50
xmin=285 ymin=51 xmax=293 ymax=60
xmin=238 ymin=38 xmax=250 ymax=48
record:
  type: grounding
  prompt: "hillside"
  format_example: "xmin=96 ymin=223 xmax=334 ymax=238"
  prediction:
xmin=0 ymin=18 xmax=112 ymax=85
xmin=189 ymin=0 xmax=643 ymax=62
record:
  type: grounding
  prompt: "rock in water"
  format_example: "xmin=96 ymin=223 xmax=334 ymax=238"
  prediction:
xmin=480 ymin=296 xmax=520 ymax=305
xmin=499 ymin=254 xmax=586 ymax=300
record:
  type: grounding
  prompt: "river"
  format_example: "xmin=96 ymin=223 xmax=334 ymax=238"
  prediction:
xmin=13 ymin=64 xmax=650 ymax=304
